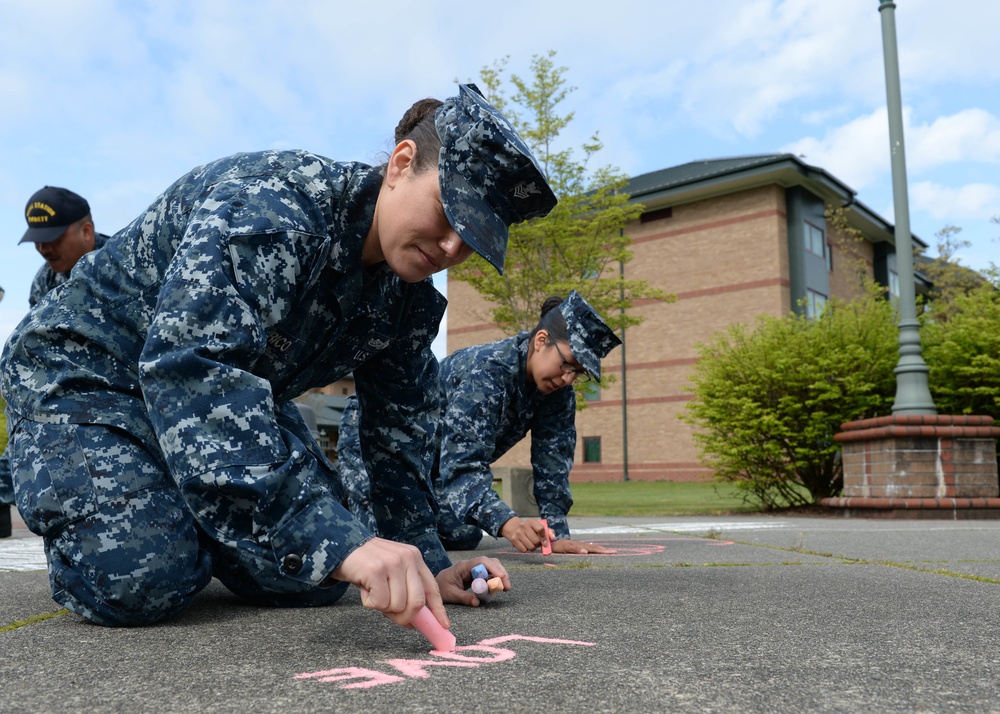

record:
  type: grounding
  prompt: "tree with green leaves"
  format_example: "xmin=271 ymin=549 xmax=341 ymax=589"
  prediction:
xmin=681 ymin=284 xmax=900 ymax=508
xmin=915 ymin=226 xmax=996 ymax=322
xmin=921 ymin=284 xmax=1000 ymax=420
xmin=450 ymin=51 xmax=667 ymax=345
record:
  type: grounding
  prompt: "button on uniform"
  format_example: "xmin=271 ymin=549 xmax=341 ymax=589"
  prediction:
xmin=283 ymin=554 xmax=303 ymax=575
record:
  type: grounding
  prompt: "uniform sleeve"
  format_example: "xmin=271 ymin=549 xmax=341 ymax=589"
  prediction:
xmin=437 ymin=367 xmax=516 ymax=538
xmin=138 ymin=185 xmax=371 ymax=589
xmin=28 ymin=266 xmax=55 ymax=308
xmin=336 ymin=394 xmax=377 ymax=532
xmin=352 ymin=286 xmax=450 ymax=574
xmin=529 ymin=387 xmax=576 ymax=539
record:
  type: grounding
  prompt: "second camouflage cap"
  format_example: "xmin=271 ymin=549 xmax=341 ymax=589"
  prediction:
xmin=558 ymin=290 xmax=622 ymax=382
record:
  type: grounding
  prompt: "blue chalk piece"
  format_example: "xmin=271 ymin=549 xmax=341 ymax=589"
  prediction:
xmin=471 ymin=564 xmax=489 ymax=581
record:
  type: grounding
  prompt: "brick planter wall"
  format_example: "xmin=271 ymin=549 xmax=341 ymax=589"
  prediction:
xmin=820 ymin=414 xmax=1000 ymax=518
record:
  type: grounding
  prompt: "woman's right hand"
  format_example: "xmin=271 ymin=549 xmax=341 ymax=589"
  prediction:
xmin=330 ymin=537 xmax=449 ymax=630
xmin=499 ymin=517 xmax=553 ymax=553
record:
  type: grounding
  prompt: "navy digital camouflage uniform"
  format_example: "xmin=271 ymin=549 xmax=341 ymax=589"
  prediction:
xmin=336 ymin=394 xmax=378 ymax=533
xmin=339 ymin=291 xmax=622 ymax=550
xmin=0 ymin=438 xmax=13 ymax=510
xmin=435 ymin=333 xmax=578 ymax=547
xmin=0 ymin=232 xmax=110 ymax=509
xmin=0 ymin=150 xmax=449 ymax=625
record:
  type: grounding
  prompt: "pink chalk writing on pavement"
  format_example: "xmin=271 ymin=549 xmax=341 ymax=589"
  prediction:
xmin=500 ymin=537 xmax=735 ymax=557
xmin=500 ymin=542 xmax=669 ymax=557
xmin=294 ymin=634 xmax=597 ymax=690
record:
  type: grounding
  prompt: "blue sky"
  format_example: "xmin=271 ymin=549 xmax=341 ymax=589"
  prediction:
xmin=2 ymin=0 xmax=999 ymax=358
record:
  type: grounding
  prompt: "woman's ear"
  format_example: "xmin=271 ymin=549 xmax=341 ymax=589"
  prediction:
xmin=386 ymin=140 xmax=417 ymax=189
xmin=533 ymin=329 xmax=548 ymax=352
xmin=81 ymin=220 xmax=96 ymax=251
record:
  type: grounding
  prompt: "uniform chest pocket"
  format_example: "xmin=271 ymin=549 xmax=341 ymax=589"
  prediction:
xmin=347 ymin=330 xmax=394 ymax=364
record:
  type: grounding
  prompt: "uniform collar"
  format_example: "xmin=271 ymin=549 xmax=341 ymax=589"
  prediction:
xmin=327 ymin=164 xmax=383 ymax=276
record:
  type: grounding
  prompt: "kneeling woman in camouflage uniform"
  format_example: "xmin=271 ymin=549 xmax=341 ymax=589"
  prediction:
xmin=0 ymin=84 xmax=555 ymax=629
xmin=340 ymin=291 xmax=621 ymax=556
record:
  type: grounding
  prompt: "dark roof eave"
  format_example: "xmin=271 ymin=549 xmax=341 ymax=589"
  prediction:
xmin=843 ymin=198 xmax=928 ymax=249
xmin=626 ymin=154 xmax=926 ymax=249
xmin=626 ymin=155 xmax=854 ymax=210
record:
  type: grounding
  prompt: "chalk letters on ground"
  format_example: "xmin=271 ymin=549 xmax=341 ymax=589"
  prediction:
xmin=294 ymin=635 xmax=597 ymax=690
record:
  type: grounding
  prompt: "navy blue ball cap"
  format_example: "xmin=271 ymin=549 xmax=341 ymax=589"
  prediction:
xmin=20 ymin=186 xmax=90 ymax=244
xmin=558 ymin=290 xmax=622 ymax=381
xmin=435 ymin=84 xmax=558 ymax=275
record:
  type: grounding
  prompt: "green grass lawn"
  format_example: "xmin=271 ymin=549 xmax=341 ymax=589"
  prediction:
xmin=566 ymin=480 xmax=761 ymax=517
xmin=0 ymin=392 xmax=757 ymax=520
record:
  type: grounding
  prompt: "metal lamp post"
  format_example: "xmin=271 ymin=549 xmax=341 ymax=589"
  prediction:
xmin=824 ymin=3 xmax=997 ymax=515
xmin=878 ymin=0 xmax=937 ymax=415
xmin=619 ymin=251 xmax=629 ymax=482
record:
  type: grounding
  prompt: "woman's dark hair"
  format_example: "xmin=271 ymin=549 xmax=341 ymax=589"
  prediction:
xmin=530 ymin=295 xmax=568 ymax=344
xmin=394 ymin=98 xmax=443 ymax=173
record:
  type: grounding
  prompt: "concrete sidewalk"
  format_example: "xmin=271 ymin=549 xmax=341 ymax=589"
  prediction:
xmin=3 ymin=514 xmax=1000 ymax=712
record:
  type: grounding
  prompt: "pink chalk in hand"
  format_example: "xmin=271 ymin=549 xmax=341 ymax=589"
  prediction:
xmin=540 ymin=518 xmax=552 ymax=555
xmin=410 ymin=606 xmax=456 ymax=652
xmin=471 ymin=577 xmax=492 ymax=603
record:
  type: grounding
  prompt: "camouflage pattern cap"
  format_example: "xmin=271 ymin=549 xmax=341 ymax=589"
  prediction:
xmin=558 ymin=290 xmax=622 ymax=382
xmin=435 ymin=84 xmax=557 ymax=275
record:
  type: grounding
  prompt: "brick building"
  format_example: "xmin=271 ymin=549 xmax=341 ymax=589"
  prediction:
xmin=445 ymin=153 xmax=926 ymax=483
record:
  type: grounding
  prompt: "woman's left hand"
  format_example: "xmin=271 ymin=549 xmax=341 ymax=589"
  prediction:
xmin=436 ymin=556 xmax=511 ymax=606
xmin=552 ymin=537 xmax=617 ymax=555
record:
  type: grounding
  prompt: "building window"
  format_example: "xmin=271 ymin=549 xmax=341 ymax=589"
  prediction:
xmin=804 ymin=222 xmax=831 ymax=270
xmin=318 ymin=427 xmax=335 ymax=462
xmin=640 ymin=206 xmax=673 ymax=223
xmin=805 ymin=289 xmax=828 ymax=319
xmin=583 ymin=437 xmax=602 ymax=463
xmin=582 ymin=380 xmax=601 ymax=402
xmin=888 ymin=270 xmax=900 ymax=299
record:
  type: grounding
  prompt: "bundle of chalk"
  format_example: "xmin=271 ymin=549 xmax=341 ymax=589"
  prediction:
xmin=470 ymin=563 xmax=503 ymax=603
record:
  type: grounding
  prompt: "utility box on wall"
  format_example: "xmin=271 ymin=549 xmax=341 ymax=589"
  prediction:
xmin=493 ymin=466 xmax=539 ymax=517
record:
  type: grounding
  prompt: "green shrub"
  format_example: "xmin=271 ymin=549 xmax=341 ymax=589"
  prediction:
xmin=921 ymin=285 xmax=1000 ymax=419
xmin=682 ymin=287 xmax=899 ymax=508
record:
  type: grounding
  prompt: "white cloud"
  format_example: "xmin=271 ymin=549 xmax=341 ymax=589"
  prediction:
xmin=3 ymin=0 xmax=1000 ymax=349
xmin=894 ymin=0 xmax=1000 ymax=86
xmin=907 ymin=109 xmax=1000 ymax=169
xmin=910 ymin=182 xmax=1000 ymax=221
xmin=784 ymin=107 xmax=1000 ymax=192
xmin=673 ymin=0 xmax=883 ymax=139
xmin=782 ymin=108 xmax=890 ymax=189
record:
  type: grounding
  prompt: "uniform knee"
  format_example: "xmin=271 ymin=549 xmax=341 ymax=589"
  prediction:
xmin=49 ymin=536 xmax=212 ymax=627
xmin=439 ymin=526 xmax=484 ymax=551
xmin=54 ymin=570 xmax=208 ymax=627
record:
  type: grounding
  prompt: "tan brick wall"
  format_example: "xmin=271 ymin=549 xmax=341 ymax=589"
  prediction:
xmin=447 ymin=278 xmax=507 ymax=352
xmin=828 ymin=221 xmax=876 ymax=302
xmin=842 ymin=437 xmax=999 ymax=499
xmin=448 ymin=184 xmax=877 ymax=483
xmin=305 ymin=378 xmax=355 ymax=397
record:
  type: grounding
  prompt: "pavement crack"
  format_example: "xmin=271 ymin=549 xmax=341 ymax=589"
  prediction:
xmin=1 ymin=609 xmax=69 ymax=632
xmin=699 ymin=536 xmax=1000 ymax=584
